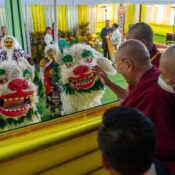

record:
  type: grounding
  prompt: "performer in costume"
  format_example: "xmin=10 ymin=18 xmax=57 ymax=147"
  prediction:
xmin=0 ymin=57 xmax=41 ymax=132
xmin=56 ymin=43 xmax=116 ymax=115
xmin=0 ymin=35 xmax=33 ymax=65
xmin=40 ymin=44 xmax=61 ymax=114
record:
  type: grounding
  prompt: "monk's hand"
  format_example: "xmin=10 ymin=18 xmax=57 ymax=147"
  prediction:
xmin=92 ymin=65 xmax=111 ymax=86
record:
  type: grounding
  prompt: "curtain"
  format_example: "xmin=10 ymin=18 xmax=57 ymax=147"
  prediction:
xmin=149 ymin=5 xmax=158 ymax=23
xmin=162 ymin=5 xmax=171 ymax=24
xmin=148 ymin=5 xmax=172 ymax=25
xmin=78 ymin=5 xmax=89 ymax=25
xmin=24 ymin=6 xmax=33 ymax=32
xmin=32 ymin=5 xmax=45 ymax=32
xmin=67 ymin=5 xmax=78 ymax=30
xmin=88 ymin=5 xmax=96 ymax=34
xmin=0 ymin=6 xmax=6 ymax=27
xmin=44 ymin=5 xmax=54 ymax=28
xmin=57 ymin=5 xmax=68 ymax=31
xmin=170 ymin=7 xmax=175 ymax=25
xmin=23 ymin=0 xmax=175 ymax=5
xmin=125 ymin=4 xmax=135 ymax=31
xmin=96 ymin=5 xmax=105 ymax=22
xmin=113 ymin=4 xmax=119 ymax=24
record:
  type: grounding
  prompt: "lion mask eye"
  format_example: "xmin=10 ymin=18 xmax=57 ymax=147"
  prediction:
xmin=0 ymin=78 xmax=7 ymax=85
xmin=65 ymin=62 xmax=74 ymax=68
xmin=23 ymin=69 xmax=32 ymax=80
xmin=82 ymin=50 xmax=94 ymax=64
xmin=62 ymin=55 xmax=74 ymax=68
xmin=86 ymin=57 xmax=92 ymax=63
xmin=0 ymin=69 xmax=7 ymax=85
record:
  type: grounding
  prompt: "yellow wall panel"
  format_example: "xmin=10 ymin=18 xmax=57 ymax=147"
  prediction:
xmin=125 ymin=4 xmax=135 ymax=32
xmin=57 ymin=5 xmax=68 ymax=31
xmin=78 ymin=5 xmax=89 ymax=25
xmin=32 ymin=5 xmax=45 ymax=32
xmin=40 ymin=150 xmax=102 ymax=175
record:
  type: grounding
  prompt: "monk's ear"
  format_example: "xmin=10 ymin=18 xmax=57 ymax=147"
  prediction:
xmin=141 ymin=39 xmax=148 ymax=48
xmin=125 ymin=59 xmax=134 ymax=72
xmin=102 ymin=153 xmax=111 ymax=170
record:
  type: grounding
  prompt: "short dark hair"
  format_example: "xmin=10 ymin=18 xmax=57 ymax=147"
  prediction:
xmin=46 ymin=27 xmax=51 ymax=32
xmin=98 ymin=106 xmax=156 ymax=175
xmin=112 ymin=23 xmax=119 ymax=28
xmin=126 ymin=22 xmax=153 ymax=45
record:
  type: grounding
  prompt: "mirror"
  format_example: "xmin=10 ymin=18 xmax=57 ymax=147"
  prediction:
xmin=0 ymin=0 xmax=173 ymax=132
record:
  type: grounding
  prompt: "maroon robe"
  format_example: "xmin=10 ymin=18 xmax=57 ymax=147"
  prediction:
xmin=122 ymin=66 xmax=175 ymax=175
xmin=150 ymin=44 xmax=161 ymax=67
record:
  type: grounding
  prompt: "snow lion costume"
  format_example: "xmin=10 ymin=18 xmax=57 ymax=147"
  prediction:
xmin=0 ymin=57 xmax=40 ymax=132
xmin=56 ymin=44 xmax=116 ymax=114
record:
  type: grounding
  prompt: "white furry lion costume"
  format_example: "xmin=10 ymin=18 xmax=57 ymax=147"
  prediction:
xmin=56 ymin=44 xmax=116 ymax=114
xmin=0 ymin=57 xmax=40 ymax=132
xmin=0 ymin=35 xmax=32 ymax=63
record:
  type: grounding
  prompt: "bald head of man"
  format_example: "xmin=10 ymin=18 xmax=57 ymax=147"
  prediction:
xmin=126 ymin=22 xmax=154 ymax=52
xmin=115 ymin=39 xmax=152 ymax=86
xmin=159 ymin=45 xmax=175 ymax=93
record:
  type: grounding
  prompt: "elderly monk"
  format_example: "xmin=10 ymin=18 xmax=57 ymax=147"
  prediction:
xmin=158 ymin=45 xmax=175 ymax=94
xmin=126 ymin=22 xmax=161 ymax=67
xmin=94 ymin=39 xmax=175 ymax=175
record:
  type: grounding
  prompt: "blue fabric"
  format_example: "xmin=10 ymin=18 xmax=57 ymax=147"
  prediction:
xmin=155 ymin=159 xmax=170 ymax=175
xmin=57 ymin=39 xmax=67 ymax=53
xmin=100 ymin=27 xmax=112 ymax=50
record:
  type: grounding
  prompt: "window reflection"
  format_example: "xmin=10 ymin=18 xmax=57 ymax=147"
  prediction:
xmin=1 ymin=1 xmax=172 ymax=132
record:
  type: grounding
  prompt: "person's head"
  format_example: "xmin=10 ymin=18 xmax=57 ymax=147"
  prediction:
xmin=1 ymin=35 xmax=21 ymax=51
xmin=112 ymin=24 xmax=119 ymax=31
xmin=126 ymin=22 xmax=154 ymax=52
xmin=98 ymin=106 xmax=156 ymax=175
xmin=1 ymin=26 xmax=7 ymax=35
xmin=46 ymin=27 xmax=51 ymax=34
xmin=45 ymin=44 xmax=57 ymax=59
xmin=114 ymin=39 xmax=151 ymax=86
xmin=158 ymin=45 xmax=175 ymax=93
xmin=105 ymin=20 xmax=110 ymax=28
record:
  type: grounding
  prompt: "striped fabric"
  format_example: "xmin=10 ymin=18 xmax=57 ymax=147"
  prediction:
xmin=23 ymin=0 xmax=175 ymax=5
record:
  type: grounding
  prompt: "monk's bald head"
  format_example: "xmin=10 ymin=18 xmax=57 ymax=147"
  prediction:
xmin=117 ymin=39 xmax=150 ymax=66
xmin=115 ymin=40 xmax=151 ymax=87
xmin=161 ymin=45 xmax=175 ymax=69
xmin=159 ymin=45 xmax=175 ymax=86
xmin=126 ymin=22 xmax=153 ymax=51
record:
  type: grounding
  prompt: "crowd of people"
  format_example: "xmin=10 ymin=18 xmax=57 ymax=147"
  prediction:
xmin=1 ymin=20 xmax=175 ymax=175
xmin=97 ymin=22 xmax=175 ymax=175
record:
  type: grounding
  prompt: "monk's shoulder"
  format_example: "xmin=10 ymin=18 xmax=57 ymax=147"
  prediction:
xmin=146 ymin=83 xmax=175 ymax=102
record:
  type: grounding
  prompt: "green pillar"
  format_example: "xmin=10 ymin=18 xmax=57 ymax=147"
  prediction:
xmin=5 ymin=0 xmax=26 ymax=50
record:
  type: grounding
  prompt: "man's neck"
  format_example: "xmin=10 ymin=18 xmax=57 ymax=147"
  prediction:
xmin=143 ymin=164 xmax=157 ymax=175
xmin=133 ymin=64 xmax=153 ymax=86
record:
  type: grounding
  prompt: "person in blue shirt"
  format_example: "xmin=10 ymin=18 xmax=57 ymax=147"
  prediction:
xmin=100 ymin=20 xmax=112 ymax=59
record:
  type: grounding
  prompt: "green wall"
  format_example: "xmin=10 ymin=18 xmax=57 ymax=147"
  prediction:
xmin=5 ymin=0 xmax=26 ymax=50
